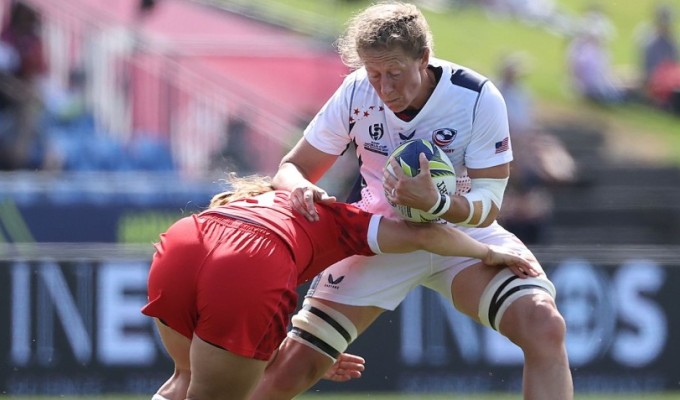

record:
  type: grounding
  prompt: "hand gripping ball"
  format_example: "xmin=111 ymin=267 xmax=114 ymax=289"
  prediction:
xmin=384 ymin=139 xmax=456 ymax=222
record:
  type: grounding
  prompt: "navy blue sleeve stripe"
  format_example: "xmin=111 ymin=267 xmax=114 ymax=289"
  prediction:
xmin=450 ymin=67 xmax=488 ymax=92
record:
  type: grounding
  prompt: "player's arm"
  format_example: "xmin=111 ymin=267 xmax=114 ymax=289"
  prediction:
xmin=444 ymin=163 xmax=509 ymax=227
xmin=384 ymin=154 xmax=509 ymax=227
xmin=273 ymin=138 xmax=339 ymax=221
xmin=376 ymin=218 xmax=537 ymax=277
xmin=449 ymin=81 xmax=512 ymax=228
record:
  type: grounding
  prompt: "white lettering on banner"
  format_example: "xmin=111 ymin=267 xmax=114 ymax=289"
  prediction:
xmin=399 ymin=260 xmax=666 ymax=369
xmin=7 ymin=261 xmax=166 ymax=368
xmin=400 ymin=288 xmax=483 ymax=365
xmin=11 ymin=261 xmax=93 ymax=366
xmin=400 ymin=284 xmax=423 ymax=365
xmin=97 ymin=262 xmax=155 ymax=365
xmin=550 ymin=259 xmax=615 ymax=366
xmin=611 ymin=260 xmax=666 ymax=367
xmin=551 ymin=259 xmax=665 ymax=368
xmin=10 ymin=262 xmax=31 ymax=366
xmin=37 ymin=261 xmax=92 ymax=365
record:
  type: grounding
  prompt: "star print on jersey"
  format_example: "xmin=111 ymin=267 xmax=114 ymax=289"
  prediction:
xmin=348 ymin=105 xmax=384 ymax=125
xmin=348 ymin=105 xmax=389 ymax=155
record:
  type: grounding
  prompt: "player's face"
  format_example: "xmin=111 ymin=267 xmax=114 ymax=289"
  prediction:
xmin=361 ymin=47 xmax=430 ymax=113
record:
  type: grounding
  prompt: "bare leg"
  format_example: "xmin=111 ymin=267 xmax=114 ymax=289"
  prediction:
xmin=451 ymin=262 xmax=573 ymax=400
xmin=154 ymin=319 xmax=191 ymax=400
xmin=187 ymin=335 xmax=267 ymax=400
xmin=251 ymin=338 xmax=335 ymax=400
xmin=251 ymin=301 xmax=384 ymax=400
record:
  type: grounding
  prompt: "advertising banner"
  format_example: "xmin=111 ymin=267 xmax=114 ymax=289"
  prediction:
xmin=0 ymin=252 xmax=678 ymax=395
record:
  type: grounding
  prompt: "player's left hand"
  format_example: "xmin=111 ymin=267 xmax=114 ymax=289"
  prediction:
xmin=484 ymin=245 xmax=540 ymax=278
xmin=384 ymin=153 xmax=440 ymax=211
xmin=290 ymin=184 xmax=337 ymax=222
xmin=322 ymin=352 xmax=366 ymax=382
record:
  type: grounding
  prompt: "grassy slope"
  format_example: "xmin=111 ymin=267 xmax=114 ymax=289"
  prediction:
xmin=225 ymin=0 xmax=680 ymax=164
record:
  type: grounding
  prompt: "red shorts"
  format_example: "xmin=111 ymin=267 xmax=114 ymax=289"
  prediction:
xmin=141 ymin=214 xmax=298 ymax=360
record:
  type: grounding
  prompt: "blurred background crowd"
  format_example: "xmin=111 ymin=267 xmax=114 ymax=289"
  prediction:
xmin=1 ymin=0 xmax=679 ymax=397
xmin=0 ymin=0 xmax=678 ymax=245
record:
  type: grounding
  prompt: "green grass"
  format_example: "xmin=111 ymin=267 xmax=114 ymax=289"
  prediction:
xmin=5 ymin=394 xmax=680 ymax=400
xmin=224 ymin=0 xmax=680 ymax=164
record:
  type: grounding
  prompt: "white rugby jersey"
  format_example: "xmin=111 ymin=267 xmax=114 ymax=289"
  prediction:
xmin=304 ymin=57 xmax=513 ymax=219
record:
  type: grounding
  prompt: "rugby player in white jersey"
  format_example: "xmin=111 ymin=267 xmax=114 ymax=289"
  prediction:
xmin=252 ymin=2 xmax=573 ymax=399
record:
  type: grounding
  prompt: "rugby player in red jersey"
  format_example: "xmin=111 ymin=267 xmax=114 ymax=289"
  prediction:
xmin=142 ymin=174 xmax=536 ymax=400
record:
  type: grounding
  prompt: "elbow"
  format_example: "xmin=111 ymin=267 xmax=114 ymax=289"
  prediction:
xmin=478 ymin=207 xmax=500 ymax=227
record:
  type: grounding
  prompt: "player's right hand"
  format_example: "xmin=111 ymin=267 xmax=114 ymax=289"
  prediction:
xmin=322 ymin=352 xmax=366 ymax=382
xmin=290 ymin=184 xmax=336 ymax=222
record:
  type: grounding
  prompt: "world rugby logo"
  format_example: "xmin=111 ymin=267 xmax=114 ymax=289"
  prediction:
xmin=432 ymin=128 xmax=457 ymax=147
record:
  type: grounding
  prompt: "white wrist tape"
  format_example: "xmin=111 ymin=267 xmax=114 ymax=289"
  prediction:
xmin=426 ymin=193 xmax=451 ymax=217
xmin=460 ymin=177 xmax=508 ymax=227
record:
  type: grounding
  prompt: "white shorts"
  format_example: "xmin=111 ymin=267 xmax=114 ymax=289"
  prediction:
xmin=306 ymin=222 xmax=544 ymax=310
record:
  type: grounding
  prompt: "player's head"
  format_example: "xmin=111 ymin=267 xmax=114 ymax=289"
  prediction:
xmin=337 ymin=2 xmax=433 ymax=69
xmin=209 ymin=174 xmax=273 ymax=207
xmin=336 ymin=2 xmax=435 ymax=113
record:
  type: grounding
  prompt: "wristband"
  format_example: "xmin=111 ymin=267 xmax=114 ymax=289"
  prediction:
xmin=426 ymin=193 xmax=451 ymax=217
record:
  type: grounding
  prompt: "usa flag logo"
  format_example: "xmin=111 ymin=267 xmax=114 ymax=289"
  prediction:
xmin=495 ymin=137 xmax=509 ymax=154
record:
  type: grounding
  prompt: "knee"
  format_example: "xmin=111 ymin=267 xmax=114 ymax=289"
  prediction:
xmin=157 ymin=367 xmax=191 ymax=399
xmin=505 ymin=296 xmax=567 ymax=352
xmin=253 ymin=340 xmax=331 ymax=399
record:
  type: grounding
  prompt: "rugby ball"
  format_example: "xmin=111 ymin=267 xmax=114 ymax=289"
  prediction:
xmin=384 ymin=139 xmax=456 ymax=222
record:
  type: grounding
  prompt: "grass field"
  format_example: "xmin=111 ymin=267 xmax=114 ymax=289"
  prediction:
xmin=5 ymin=394 xmax=680 ymax=400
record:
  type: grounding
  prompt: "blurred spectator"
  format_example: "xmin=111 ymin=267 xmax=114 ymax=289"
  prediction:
xmin=41 ymin=67 xmax=97 ymax=171
xmin=496 ymin=52 xmax=578 ymax=244
xmin=496 ymin=52 xmax=534 ymax=135
xmin=211 ymin=115 xmax=257 ymax=174
xmin=485 ymin=0 xmax=558 ymax=25
xmin=43 ymin=68 xmax=88 ymax=126
xmin=0 ymin=1 xmax=47 ymax=170
xmin=636 ymin=4 xmax=680 ymax=112
xmin=566 ymin=5 xmax=634 ymax=105
xmin=638 ymin=4 xmax=678 ymax=86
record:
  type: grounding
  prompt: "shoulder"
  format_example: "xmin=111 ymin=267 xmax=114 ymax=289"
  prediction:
xmin=340 ymin=68 xmax=367 ymax=90
xmin=450 ymin=65 xmax=489 ymax=93
xmin=433 ymin=58 xmax=489 ymax=93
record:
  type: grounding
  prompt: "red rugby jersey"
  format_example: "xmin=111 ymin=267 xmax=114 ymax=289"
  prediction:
xmin=203 ymin=190 xmax=376 ymax=284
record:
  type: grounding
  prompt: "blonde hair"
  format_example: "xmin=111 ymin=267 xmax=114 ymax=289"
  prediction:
xmin=209 ymin=174 xmax=274 ymax=208
xmin=336 ymin=1 xmax=433 ymax=70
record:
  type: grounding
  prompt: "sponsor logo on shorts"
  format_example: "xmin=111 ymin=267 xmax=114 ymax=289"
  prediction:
xmin=324 ymin=274 xmax=345 ymax=289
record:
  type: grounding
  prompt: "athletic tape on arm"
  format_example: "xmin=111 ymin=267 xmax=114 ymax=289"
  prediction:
xmin=459 ymin=177 xmax=508 ymax=226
